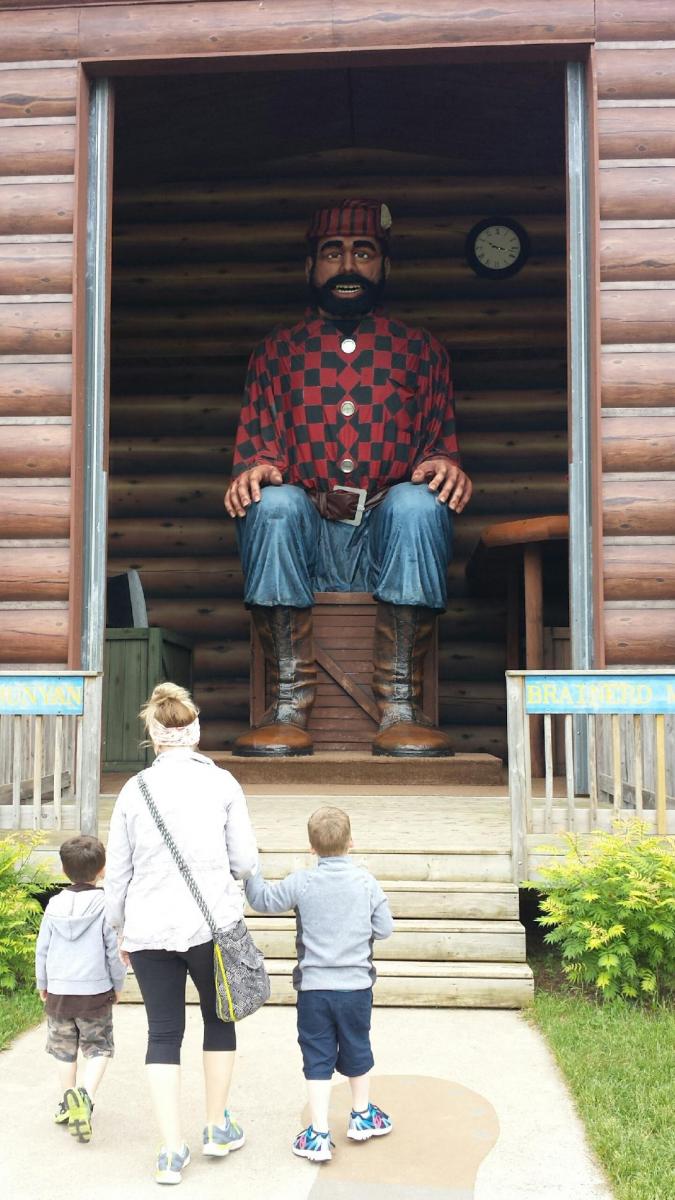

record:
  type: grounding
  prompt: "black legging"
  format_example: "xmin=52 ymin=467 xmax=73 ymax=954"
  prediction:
xmin=130 ymin=939 xmax=236 ymax=1064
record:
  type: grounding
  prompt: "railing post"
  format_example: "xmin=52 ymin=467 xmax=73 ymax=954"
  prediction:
xmin=79 ymin=676 xmax=103 ymax=836
xmin=507 ymin=673 xmax=529 ymax=883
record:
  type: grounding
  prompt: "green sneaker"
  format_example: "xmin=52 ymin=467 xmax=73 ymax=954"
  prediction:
xmin=54 ymin=1097 xmax=69 ymax=1126
xmin=202 ymin=1111 xmax=245 ymax=1157
xmin=64 ymin=1086 xmax=93 ymax=1143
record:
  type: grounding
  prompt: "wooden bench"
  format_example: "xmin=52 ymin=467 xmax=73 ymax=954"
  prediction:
xmin=251 ymin=593 xmax=438 ymax=752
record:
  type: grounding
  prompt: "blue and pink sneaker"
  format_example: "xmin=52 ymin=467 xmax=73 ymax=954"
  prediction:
xmin=347 ymin=1102 xmax=392 ymax=1141
xmin=292 ymin=1124 xmax=333 ymax=1162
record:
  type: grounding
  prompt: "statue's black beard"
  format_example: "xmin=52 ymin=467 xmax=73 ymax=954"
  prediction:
xmin=309 ymin=270 xmax=386 ymax=318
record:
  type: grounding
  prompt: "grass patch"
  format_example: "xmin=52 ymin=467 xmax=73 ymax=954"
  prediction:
xmin=527 ymin=948 xmax=675 ymax=1200
xmin=0 ymin=989 xmax=43 ymax=1051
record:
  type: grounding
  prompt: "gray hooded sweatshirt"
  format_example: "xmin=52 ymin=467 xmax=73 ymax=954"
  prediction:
xmin=35 ymin=886 xmax=127 ymax=996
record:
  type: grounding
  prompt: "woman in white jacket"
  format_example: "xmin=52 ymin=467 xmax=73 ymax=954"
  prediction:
xmin=104 ymin=682 xmax=258 ymax=1185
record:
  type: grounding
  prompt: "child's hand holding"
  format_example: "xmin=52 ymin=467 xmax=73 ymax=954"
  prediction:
xmin=38 ymin=989 xmax=47 ymax=1002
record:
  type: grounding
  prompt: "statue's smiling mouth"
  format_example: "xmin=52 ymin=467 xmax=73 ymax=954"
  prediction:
xmin=332 ymin=282 xmax=364 ymax=297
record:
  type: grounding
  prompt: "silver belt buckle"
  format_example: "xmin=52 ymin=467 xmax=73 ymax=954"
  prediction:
xmin=333 ymin=485 xmax=367 ymax=527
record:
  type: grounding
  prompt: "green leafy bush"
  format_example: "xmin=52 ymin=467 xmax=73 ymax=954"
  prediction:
xmin=528 ymin=821 xmax=675 ymax=1001
xmin=0 ymin=832 xmax=52 ymax=992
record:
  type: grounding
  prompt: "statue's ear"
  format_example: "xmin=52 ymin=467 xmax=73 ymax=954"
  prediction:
xmin=305 ymin=256 xmax=314 ymax=283
xmin=384 ymin=256 xmax=391 ymax=280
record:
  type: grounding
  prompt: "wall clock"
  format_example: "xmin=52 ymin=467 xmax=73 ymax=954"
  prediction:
xmin=465 ymin=217 xmax=529 ymax=278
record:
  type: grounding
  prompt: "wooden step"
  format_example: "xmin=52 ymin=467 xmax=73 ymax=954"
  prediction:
xmin=258 ymin=850 xmax=514 ymax=884
xmin=245 ymin=917 xmax=526 ymax=963
xmin=246 ymin=880 xmax=520 ymax=920
xmin=119 ymin=960 xmax=533 ymax=1009
xmin=214 ymin=750 xmax=504 ymax=788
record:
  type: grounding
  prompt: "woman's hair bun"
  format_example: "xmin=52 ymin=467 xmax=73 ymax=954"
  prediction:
xmin=139 ymin=681 xmax=199 ymax=731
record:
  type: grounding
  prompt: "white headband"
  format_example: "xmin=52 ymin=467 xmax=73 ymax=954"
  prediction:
xmin=148 ymin=715 xmax=200 ymax=748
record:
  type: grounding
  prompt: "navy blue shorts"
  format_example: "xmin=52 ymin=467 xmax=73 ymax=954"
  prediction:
xmin=296 ymin=988 xmax=374 ymax=1081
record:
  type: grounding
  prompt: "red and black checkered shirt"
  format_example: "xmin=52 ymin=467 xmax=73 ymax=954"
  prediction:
xmin=232 ymin=311 xmax=460 ymax=494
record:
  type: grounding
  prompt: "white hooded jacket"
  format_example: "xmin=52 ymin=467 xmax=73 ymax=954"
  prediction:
xmin=35 ymin=886 xmax=127 ymax=995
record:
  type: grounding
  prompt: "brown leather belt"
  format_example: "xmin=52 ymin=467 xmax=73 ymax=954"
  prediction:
xmin=308 ymin=485 xmax=389 ymax=527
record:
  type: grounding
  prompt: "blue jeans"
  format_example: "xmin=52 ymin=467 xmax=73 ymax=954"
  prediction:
xmin=236 ymin=482 xmax=453 ymax=611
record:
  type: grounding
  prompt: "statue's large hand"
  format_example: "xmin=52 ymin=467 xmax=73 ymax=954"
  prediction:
xmin=411 ymin=458 xmax=473 ymax=513
xmin=224 ymin=464 xmax=283 ymax=517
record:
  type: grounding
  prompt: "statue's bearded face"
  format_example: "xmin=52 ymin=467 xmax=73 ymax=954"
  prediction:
xmin=307 ymin=235 xmax=389 ymax=318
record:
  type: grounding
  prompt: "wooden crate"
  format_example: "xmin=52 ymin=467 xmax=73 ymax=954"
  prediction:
xmin=251 ymin=594 xmax=438 ymax=752
xmin=102 ymin=628 xmax=193 ymax=770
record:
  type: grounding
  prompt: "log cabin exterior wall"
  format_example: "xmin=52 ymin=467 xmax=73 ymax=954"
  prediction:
xmin=596 ymin=1 xmax=675 ymax=666
xmin=0 ymin=0 xmax=673 ymax=747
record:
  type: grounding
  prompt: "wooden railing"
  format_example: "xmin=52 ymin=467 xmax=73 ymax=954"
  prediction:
xmin=506 ymin=670 xmax=675 ymax=882
xmin=0 ymin=673 xmax=102 ymax=835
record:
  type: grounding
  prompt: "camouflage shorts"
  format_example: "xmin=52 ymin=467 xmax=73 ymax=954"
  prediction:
xmin=46 ymin=1012 xmax=114 ymax=1062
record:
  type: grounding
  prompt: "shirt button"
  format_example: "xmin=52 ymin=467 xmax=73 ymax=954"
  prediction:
xmin=339 ymin=457 xmax=355 ymax=474
xmin=341 ymin=337 xmax=356 ymax=354
xmin=340 ymin=400 xmax=356 ymax=417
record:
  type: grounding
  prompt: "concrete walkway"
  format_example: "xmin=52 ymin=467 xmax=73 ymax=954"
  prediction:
xmin=0 ymin=1006 xmax=614 ymax=1200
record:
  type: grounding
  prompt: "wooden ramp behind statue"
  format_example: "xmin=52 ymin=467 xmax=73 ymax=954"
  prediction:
xmin=101 ymin=774 xmax=532 ymax=1011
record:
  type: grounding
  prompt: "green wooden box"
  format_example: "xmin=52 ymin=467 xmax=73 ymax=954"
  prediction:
xmin=102 ymin=628 xmax=194 ymax=771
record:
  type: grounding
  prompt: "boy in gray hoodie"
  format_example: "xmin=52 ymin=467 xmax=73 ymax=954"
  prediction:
xmin=35 ymin=835 xmax=127 ymax=1143
xmin=245 ymin=805 xmax=394 ymax=1163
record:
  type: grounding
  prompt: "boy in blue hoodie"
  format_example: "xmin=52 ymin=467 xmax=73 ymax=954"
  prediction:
xmin=245 ymin=805 xmax=394 ymax=1163
xmin=35 ymin=835 xmax=127 ymax=1143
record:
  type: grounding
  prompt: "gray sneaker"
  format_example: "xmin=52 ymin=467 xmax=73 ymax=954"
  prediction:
xmin=155 ymin=1143 xmax=191 ymax=1185
xmin=202 ymin=1111 xmax=245 ymax=1157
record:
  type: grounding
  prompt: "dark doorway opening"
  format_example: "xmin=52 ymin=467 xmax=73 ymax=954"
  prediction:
xmin=107 ymin=61 xmax=568 ymax=760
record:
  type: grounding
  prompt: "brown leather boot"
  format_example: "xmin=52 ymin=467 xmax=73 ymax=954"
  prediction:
xmin=371 ymin=603 xmax=453 ymax=757
xmin=232 ymin=606 xmax=316 ymax=757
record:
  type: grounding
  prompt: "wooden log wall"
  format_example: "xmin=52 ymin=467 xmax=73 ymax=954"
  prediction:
xmin=109 ymin=78 xmax=568 ymax=758
xmin=0 ymin=55 xmax=78 ymax=665
xmin=597 ymin=3 xmax=675 ymax=665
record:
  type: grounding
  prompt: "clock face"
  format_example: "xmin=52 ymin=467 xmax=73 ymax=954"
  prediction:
xmin=466 ymin=218 xmax=529 ymax=278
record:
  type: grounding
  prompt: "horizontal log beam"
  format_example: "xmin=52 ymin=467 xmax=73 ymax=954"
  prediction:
xmin=602 ymin=414 xmax=675 ymax=472
xmin=0 ymin=609 xmax=68 ymax=663
xmin=600 ymin=167 xmax=675 ymax=222
xmin=604 ymin=544 xmax=675 ymax=601
xmin=0 ymin=483 xmax=69 ymax=537
xmin=604 ymin=606 xmax=675 ymax=665
xmin=113 ymin=213 xmax=566 ymax=264
xmin=0 ymin=301 xmax=72 ymax=356
xmin=0 ymin=242 xmax=73 ymax=296
xmin=0 ymin=123 xmax=75 ymax=177
xmin=0 ymin=361 xmax=71 ymax=417
xmin=115 ymin=176 xmax=565 ymax=221
xmin=600 ymin=227 xmax=675 ymax=284
xmin=107 ymin=555 xmax=244 ymax=598
xmin=0 ymin=66 xmax=77 ymax=119
xmin=602 ymin=351 xmax=675 ymax=408
xmin=0 ymin=182 xmax=73 ymax=236
xmin=0 ymin=424 xmax=70 ymax=477
xmin=0 ymin=545 xmax=69 ymax=600
xmin=603 ymin=479 xmax=675 ymax=536
xmin=112 ymin=257 xmax=565 ymax=303
xmin=108 ymin=473 xmax=568 ymax=519
xmin=596 ymin=48 xmax=675 ymax=101
xmin=596 ymin=0 xmax=675 ymax=41
xmin=601 ymin=288 xmax=675 ymax=345
xmin=598 ymin=107 xmax=675 ymax=161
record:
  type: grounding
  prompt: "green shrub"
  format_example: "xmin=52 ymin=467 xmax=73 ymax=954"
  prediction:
xmin=0 ymin=832 xmax=52 ymax=992
xmin=527 ymin=821 xmax=675 ymax=1002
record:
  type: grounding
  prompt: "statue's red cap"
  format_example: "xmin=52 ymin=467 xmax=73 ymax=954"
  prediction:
xmin=306 ymin=199 xmax=392 ymax=243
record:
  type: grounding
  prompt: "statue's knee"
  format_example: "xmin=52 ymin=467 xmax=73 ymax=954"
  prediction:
xmin=387 ymin=482 xmax=447 ymax=528
xmin=254 ymin=484 xmax=308 ymax=522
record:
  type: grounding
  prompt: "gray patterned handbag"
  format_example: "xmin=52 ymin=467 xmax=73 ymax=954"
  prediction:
xmin=137 ymin=772 xmax=270 ymax=1022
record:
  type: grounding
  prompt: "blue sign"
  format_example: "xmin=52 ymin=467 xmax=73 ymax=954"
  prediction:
xmin=525 ymin=674 xmax=675 ymax=715
xmin=0 ymin=676 xmax=85 ymax=716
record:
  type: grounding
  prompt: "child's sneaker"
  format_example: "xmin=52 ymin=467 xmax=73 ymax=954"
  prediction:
xmin=348 ymin=1102 xmax=392 ymax=1141
xmin=64 ymin=1086 xmax=93 ymax=1143
xmin=155 ymin=1144 xmax=191 ymax=1185
xmin=54 ymin=1096 xmax=69 ymax=1125
xmin=202 ymin=1110 xmax=245 ymax=1157
xmin=292 ymin=1124 xmax=333 ymax=1162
